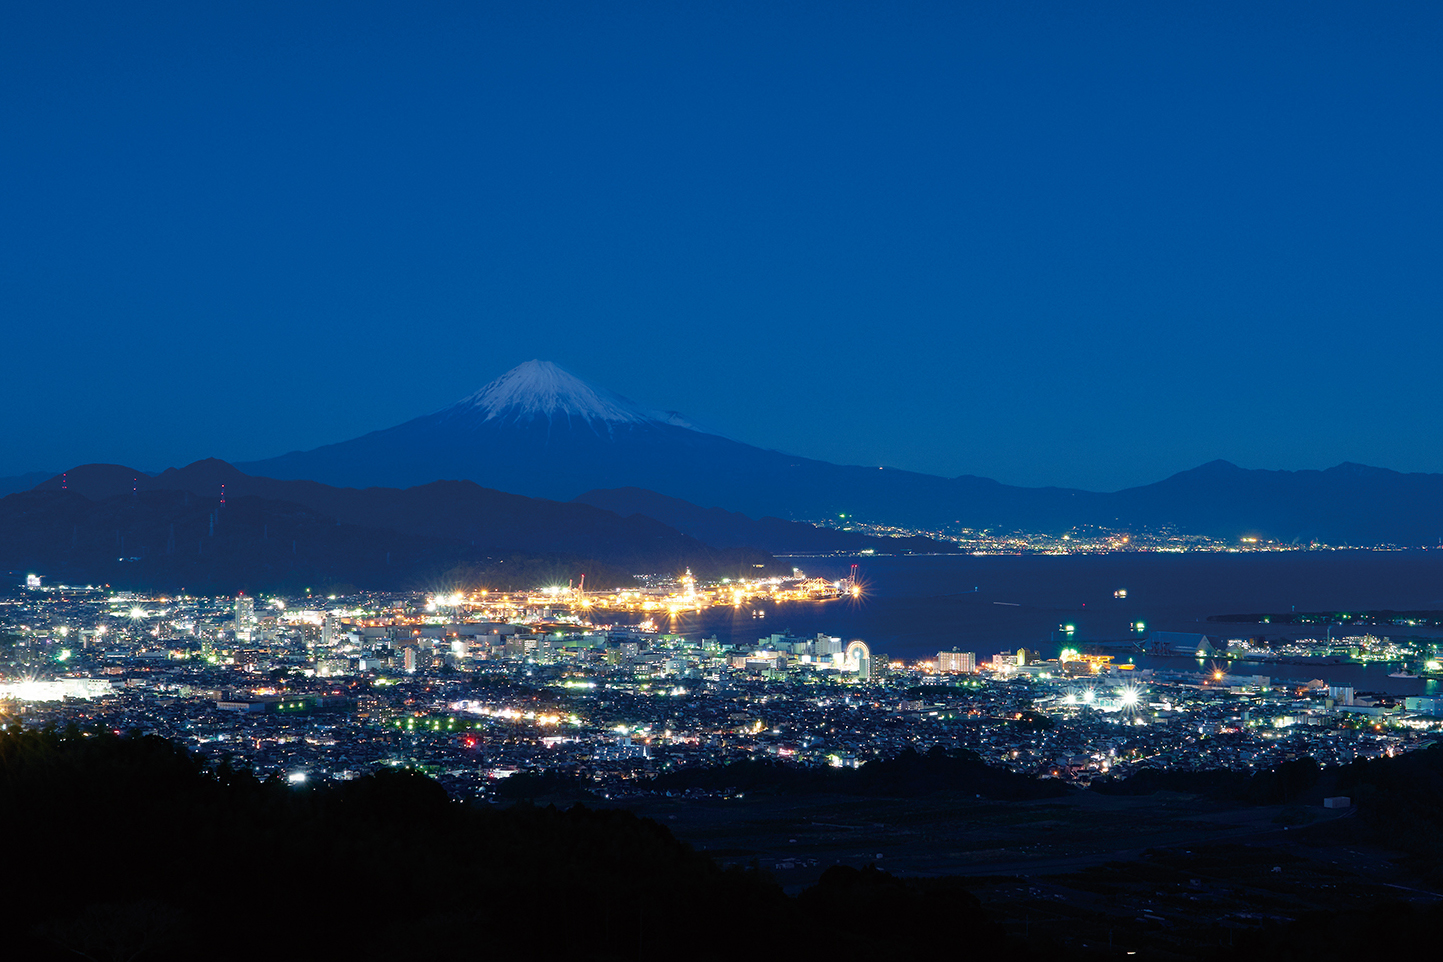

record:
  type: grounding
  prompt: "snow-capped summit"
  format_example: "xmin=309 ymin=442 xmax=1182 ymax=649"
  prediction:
xmin=444 ymin=360 xmax=716 ymax=434
xmin=452 ymin=360 xmax=657 ymax=427
xmin=239 ymin=357 xmax=754 ymax=499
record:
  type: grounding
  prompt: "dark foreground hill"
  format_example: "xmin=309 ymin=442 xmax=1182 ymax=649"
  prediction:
xmin=0 ymin=728 xmax=1011 ymax=962
xmin=8 ymin=728 xmax=1443 ymax=961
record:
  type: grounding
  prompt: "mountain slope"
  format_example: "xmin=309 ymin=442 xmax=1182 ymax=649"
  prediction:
xmin=1105 ymin=460 xmax=1443 ymax=545
xmin=237 ymin=360 xmax=1100 ymax=528
xmin=572 ymin=487 xmax=957 ymax=554
xmin=0 ymin=471 xmax=54 ymax=498
xmin=19 ymin=461 xmax=782 ymax=590
xmin=233 ymin=360 xmax=1443 ymax=545
xmin=0 ymin=487 xmax=482 ymax=594
xmin=40 ymin=459 xmax=724 ymax=560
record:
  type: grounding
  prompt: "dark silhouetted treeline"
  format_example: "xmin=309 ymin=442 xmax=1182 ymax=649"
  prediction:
xmin=1090 ymin=756 xmax=1322 ymax=804
xmin=14 ymin=727 xmax=1443 ymax=961
xmin=1091 ymin=743 xmax=1443 ymax=883
xmin=1231 ymin=901 xmax=1443 ymax=962
xmin=494 ymin=767 xmax=599 ymax=801
xmin=644 ymin=745 xmax=1068 ymax=801
xmin=1334 ymin=741 xmax=1443 ymax=880
xmin=0 ymin=727 xmax=1027 ymax=962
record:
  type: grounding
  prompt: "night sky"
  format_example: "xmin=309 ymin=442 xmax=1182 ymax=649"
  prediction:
xmin=4 ymin=3 xmax=1440 ymax=490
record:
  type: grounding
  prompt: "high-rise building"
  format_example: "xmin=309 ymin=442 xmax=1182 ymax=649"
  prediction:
xmin=938 ymin=650 xmax=976 ymax=673
xmin=233 ymin=594 xmax=255 ymax=642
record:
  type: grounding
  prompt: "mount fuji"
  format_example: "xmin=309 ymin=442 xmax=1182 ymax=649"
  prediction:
xmin=237 ymin=361 xmax=1443 ymax=545
xmin=238 ymin=359 xmax=925 ymax=521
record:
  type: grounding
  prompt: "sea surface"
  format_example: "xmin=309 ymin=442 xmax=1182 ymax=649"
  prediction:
xmin=615 ymin=551 xmax=1443 ymax=695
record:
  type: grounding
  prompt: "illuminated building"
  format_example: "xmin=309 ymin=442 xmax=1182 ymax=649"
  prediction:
xmin=0 ymin=678 xmax=113 ymax=701
xmin=233 ymin=594 xmax=256 ymax=642
xmin=938 ymin=650 xmax=976 ymax=673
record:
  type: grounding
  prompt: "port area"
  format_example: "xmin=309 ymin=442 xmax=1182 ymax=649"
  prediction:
xmin=611 ymin=789 xmax=1438 ymax=954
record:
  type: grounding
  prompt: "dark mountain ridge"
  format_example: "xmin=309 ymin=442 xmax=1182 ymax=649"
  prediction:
xmin=0 ymin=486 xmax=470 ymax=594
xmin=37 ymin=459 xmax=952 ymax=557
xmin=7 ymin=464 xmax=782 ymax=592
xmin=573 ymin=486 xmax=957 ymax=554
xmin=232 ymin=361 xmax=1443 ymax=545
xmin=41 ymin=460 xmax=716 ymax=559
xmin=0 ymin=470 xmax=54 ymax=498
xmin=233 ymin=362 xmax=1122 ymax=531
xmin=1100 ymin=459 xmax=1443 ymax=544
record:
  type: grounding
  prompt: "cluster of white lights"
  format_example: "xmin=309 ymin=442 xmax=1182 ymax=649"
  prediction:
xmin=0 ymin=678 xmax=113 ymax=701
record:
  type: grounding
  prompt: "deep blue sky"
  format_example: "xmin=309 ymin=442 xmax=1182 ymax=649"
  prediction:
xmin=4 ymin=2 xmax=1440 ymax=491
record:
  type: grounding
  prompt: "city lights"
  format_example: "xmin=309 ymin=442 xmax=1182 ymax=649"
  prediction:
xmin=0 ymin=580 xmax=1436 ymax=805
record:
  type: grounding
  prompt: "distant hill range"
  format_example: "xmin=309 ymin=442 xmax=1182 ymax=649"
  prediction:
xmin=0 ymin=471 xmax=52 ymax=498
xmin=572 ymin=487 xmax=948 ymax=554
xmin=2 ymin=460 xmax=947 ymax=593
xmin=231 ymin=360 xmax=1443 ymax=546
